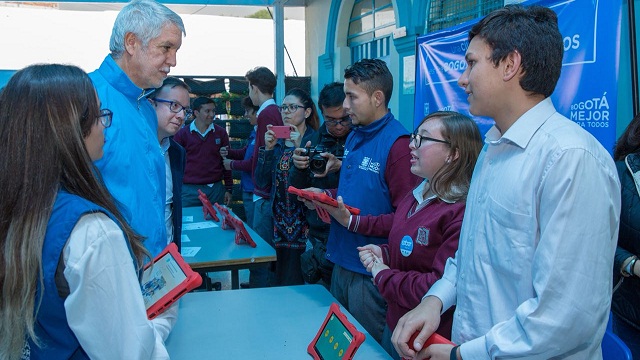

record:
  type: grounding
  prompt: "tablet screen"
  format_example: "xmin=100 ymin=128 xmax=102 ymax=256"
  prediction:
xmin=313 ymin=313 xmax=355 ymax=360
xmin=141 ymin=252 xmax=187 ymax=310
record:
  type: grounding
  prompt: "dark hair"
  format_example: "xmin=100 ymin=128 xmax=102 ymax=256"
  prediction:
xmin=242 ymin=96 xmax=259 ymax=112
xmin=285 ymin=88 xmax=320 ymax=131
xmin=614 ymin=113 xmax=640 ymax=160
xmin=469 ymin=5 xmax=563 ymax=97
xmin=418 ymin=111 xmax=483 ymax=202
xmin=192 ymin=96 xmax=214 ymax=112
xmin=245 ymin=66 xmax=276 ymax=95
xmin=151 ymin=76 xmax=191 ymax=99
xmin=0 ymin=64 xmax=146 ymax=357
xmin=344 ymin=59 xmax=393 ymax=107
xmin=318 ymin=82 xmax=345 ymax=111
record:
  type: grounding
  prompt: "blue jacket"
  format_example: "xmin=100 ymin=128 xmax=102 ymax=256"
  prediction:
xmin=326 ymin=112 xmax=408 ymax=274
xmin=29 ymin=191 xmax=132 ymax=360
xmin=89 ymin=55 xmax=167 ymax=258
xmin=612 ymin=153 xmax=640 ymax=328
xmin=168 ymin=138 xmax=186 ymax=252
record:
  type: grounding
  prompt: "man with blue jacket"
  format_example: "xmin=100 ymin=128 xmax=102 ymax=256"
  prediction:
xmin=319 ymin=59 xmax=419 ymax=343
xmin=89 ymin=0 xmax=185 ymax=258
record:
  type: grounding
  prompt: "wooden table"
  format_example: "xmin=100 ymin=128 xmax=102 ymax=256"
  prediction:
xmin=165 ymin=285 xmax=391 ymax=359
xmin=181 ymin=206 xmax=276 ymax=289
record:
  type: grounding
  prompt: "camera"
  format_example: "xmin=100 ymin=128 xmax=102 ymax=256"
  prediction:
xmin=301 ymin=145 xmax=329 ymax=175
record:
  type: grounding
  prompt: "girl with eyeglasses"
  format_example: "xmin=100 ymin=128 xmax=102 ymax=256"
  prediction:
xmin=255 ymin=88 xmax=320 ymax=286
xmin=0 ymin=64 xmax=172 ymax=359
xmin=318 ymin=111 xmax=482 ymax=358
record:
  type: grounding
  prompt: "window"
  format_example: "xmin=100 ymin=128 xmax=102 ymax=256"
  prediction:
xmin=426 ymin=0 xmax=502 ymax=33
xmin=348 ymin=0 xmax=396 ymax=63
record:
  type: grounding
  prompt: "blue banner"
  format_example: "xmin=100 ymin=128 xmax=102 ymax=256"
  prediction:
xmin=414 ymin=0 xmax=622 ymax=153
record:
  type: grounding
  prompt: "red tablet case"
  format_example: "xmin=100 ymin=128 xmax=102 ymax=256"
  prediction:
xmin=214 ymin=203 xmax=257 ymax=248
xmin=403 ymin=331 xmax=455 ymax=359
xmin=288 ymin=186 xmax=361 ymax=224
xmin=197 ymin=189 xmax=219 ymax=222
xmin=142 ymin=243 xmax=202 ymax=319
xmin=308 ymin=302 xmax=366 ymax=360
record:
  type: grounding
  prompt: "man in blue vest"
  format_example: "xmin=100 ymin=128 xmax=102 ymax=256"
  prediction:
xmin=89 ymin=0 xmax=185 ymax=258
xmin=319 ymin=59 xmax=419 ymax=343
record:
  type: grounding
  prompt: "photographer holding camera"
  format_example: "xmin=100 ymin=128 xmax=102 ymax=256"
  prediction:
xmin=290 ymin=82 xmax=353 ymax=288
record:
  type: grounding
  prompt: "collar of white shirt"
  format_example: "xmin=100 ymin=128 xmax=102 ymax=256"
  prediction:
xmin=190 ymin=121 xmax=215 ymax=137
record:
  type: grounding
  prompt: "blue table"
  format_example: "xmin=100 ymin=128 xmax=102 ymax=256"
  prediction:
xmin=165 ymin=285 xmax=391 ymax=359
xmin=181 ymin=206 xmax=276 ymax=289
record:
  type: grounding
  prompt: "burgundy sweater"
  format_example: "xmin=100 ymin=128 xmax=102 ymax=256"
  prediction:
xmin=173 ymin=124 xmax=233 ymax=191
xmin=348 ymin=190 xmax=464 ymax=338
xmin=251 ymin=103 xmax=284 ymax=199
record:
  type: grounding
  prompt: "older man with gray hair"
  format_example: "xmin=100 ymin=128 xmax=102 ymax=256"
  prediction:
xmin=90 ymin=0 xmax=185 ymax=259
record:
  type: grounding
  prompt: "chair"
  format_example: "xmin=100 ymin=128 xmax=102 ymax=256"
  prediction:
xmin=601 ymin=328 xmax=633 ymax=360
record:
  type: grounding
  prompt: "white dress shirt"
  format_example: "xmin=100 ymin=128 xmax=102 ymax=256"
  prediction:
xmin=426 ymin=98 xmax=621 ymax=359
xmin=63 ymin=213 xmax=177 ymax=359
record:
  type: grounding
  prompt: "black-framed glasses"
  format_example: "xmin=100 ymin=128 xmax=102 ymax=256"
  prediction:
xmin=153 ymin=98 xmax=193 ymax=118
xmin=324 ymin=116 xmax=352 ymax=127
xmin=279 ymin=104 xmax=306 ymax=113
xmin=410 ymin=131 xmax=451 ymax=147
xmin=97 ymin=108 xmax=113 ymax=128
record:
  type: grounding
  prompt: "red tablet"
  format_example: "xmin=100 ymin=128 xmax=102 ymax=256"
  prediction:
xmin=141 ymin=243 xmax=202 ymax=319
xmin=308 ymin=303 xmax=366 ymax=360
xmin=214 ymin=203 xmax=257 ymax=247
xmin=288 ymin=186 xmax=360 ymax=224
xmin=403 ymin=331 xmax=455 ymax=359
xmin=197 ymin=189 xmax=219 ymax=222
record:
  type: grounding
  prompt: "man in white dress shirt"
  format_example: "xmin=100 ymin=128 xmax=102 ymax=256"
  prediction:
xmin=392 ymin=5 xmax=621 ymax=360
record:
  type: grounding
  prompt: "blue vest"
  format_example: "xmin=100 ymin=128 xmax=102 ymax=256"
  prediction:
xmin=326 ymin=112 xmax=408 ymax=274
xmin=29 ymin=191 xmax=133 ymax=359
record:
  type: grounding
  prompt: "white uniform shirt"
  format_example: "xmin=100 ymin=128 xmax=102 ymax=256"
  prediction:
xmin=63 ymin=213 xmax=177 ymax=359
xmin=426 ymin=98 xmax=621 ymax=359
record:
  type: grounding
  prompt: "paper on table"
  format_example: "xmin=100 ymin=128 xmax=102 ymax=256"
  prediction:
xmin=180 ymin=247 xmax=201 ymax=257
xmin=181 ymin=234 xmax=191 ymax=243
xmin=182 ymin=216 xmax=194 ymax=223
xmin=183 ymin=221 xmax=218 ymax=231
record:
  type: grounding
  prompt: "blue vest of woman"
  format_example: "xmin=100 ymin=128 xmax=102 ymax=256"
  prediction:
xmin=326 ymin=112 xmax=408 ymax=274
xmin=28 ymin=190 xmax=134 ymax=359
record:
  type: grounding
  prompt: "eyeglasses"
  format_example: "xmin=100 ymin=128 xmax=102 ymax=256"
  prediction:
xmin=153 ymin=98 xmax=193 ymax=118
xmin=279 ymin=104 xmax=306 ymax=113
xmin=97 ymin=108 xmax=113 ymax=128
xmin=324 ymin=116 xmax=352 ymax=127
xmin=410 ymin=132 xmax=451 ymax=147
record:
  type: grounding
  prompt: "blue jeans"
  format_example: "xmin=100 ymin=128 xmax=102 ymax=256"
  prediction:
xmin=612 ymin=313 xmax=640 ymax=359
xmin=249 ymin=197 xmax=273 ymax=288
xmin=242 ymin=191 xmax=255 ymax=228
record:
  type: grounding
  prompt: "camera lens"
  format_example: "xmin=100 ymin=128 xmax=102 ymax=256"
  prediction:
xmin=310 ymin=155 xmax=327 ymax=174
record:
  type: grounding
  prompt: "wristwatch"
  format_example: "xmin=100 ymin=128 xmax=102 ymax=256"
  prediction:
xmin=623 ymin=256 xmax=638 ymax=277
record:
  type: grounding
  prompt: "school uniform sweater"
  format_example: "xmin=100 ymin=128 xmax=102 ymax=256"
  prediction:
xmin=349 ymin=187 xmax=464 ymax=337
